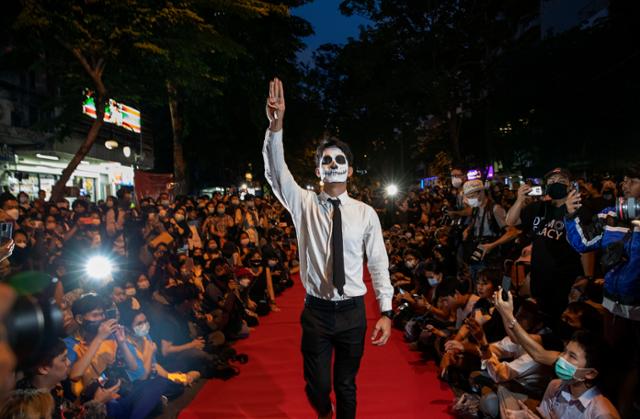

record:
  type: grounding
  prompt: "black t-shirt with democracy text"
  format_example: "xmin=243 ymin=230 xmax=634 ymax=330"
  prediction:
xmin=519 ymin=201 xmax=582 ymax=279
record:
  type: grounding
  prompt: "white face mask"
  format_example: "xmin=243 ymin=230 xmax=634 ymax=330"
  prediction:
xmin=319 ymin=147 xmax=349 ymax=183
xmin=427 ymin=277 xmax=440 ymax=287
xmin=5 ymin=209 xmax=19 ymax=221
xmin=452 ymin=177 xmax=463 ymax=188
xmin=133 ymin=321 xmax=150 ymax=337
xmin=467 ymin=197 xmax=480 ymax=207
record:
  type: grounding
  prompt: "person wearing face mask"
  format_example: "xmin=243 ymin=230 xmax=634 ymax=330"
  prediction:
xmin=64 ymin=295 xmax=139 ymax=404
xmin=135 ymin=273 xmax=153 ymax=307
xmin=8 ymin=231 xmax=32 ymax=273
xmin=121 ymin=310 xmax=200 ymax=400
xmin=237 ymin=231 xmax=254 ymax=259
xmin=202 ymin=203 xmax=234 ymax=246
xmin=506 ymin=168 xmax=584 ymax=321
xmin=493 ymin=292 xmax=620 ymax=419
xmin=0 ymin=193 xmax=20 ymax=225
xmin=235 ymin=195 xmax=260 ymax=246
xmin=564 ymin=168 xmax=640 ymax=417
xmin=461 ymin=180 xmax=519 ymax=281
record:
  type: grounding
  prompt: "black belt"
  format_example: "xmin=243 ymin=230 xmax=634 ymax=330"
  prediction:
xmin=304 ymin=294 xmax=363 ymax=311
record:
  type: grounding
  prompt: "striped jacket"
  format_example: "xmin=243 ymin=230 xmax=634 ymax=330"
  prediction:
xmin=565 ymin=207 xmax=640 ymax=320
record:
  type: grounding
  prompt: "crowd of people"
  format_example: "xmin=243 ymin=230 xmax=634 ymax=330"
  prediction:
xmin=0 ymin=163 xmax=639 ymax=418
xmin=0 ymin=188 xmax=299 ymax=418
xmin=376 ymin=166 xmax=639 ymax=418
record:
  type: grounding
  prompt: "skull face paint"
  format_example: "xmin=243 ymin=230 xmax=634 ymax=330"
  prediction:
xmin=318 ymin=147 xmax=349 ymax=183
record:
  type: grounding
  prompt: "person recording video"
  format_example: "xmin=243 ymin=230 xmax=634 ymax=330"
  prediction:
xmin=564 ymin=168 xmax=640 ymax=417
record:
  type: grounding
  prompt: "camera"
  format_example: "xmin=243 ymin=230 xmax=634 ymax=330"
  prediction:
xmin=4 ymin=272 xmax=64 ymax=368
xmin=616 ymin=197 xmax=640 ymax=220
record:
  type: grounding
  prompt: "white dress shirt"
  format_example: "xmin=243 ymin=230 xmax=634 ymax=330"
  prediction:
xmin=536 ymin=379 xmax=620 ymax=419
xmin=263 ymin=129 xmax=393 ymax=312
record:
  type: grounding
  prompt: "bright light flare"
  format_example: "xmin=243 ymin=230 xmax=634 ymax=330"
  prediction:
xmin=385 ymin=184 xmax=399 ymax=197
xmin=86 ymin=256 xmax=113 ymax=279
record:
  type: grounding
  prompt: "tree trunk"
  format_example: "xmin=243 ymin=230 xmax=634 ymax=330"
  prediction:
xmin=49 ymin=48 xmax=107 ymax=203
xmin=49 ymin=91 xmax=106 ymax=202
xmin=167 ymin=81 xmax=188 ymax=195
xmin=449 ymin=110 xmax=462 ymax=163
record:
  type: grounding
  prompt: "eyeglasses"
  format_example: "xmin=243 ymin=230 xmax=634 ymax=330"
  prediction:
xmin=321 ymin=155 xmax=346 ymax=165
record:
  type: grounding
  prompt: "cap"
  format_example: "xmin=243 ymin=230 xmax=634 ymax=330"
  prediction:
xmin=463 ymin=180 xmax=484 ymax=195
xmin=544 ymin=167 xmax=572 ymax=181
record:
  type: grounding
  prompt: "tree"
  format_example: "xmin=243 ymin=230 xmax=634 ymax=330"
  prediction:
xmin=309 ymin=0 xmax=536 ymax=175
xmin=12 ymin=0 xmax=167 ymax=202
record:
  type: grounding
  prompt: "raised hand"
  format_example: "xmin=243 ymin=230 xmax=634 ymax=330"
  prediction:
xmin=266 ymin=78 xmax=285 ymax=132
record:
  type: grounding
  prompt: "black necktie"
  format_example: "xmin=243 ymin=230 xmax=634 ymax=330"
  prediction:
xmin=329 ymin=198 xmax=345 ymax=296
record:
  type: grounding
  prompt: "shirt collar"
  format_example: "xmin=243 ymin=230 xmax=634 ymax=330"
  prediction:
xmin=560 ymin=384 xmax=600 ymax=409
xmin=319 ymin=190 xmax=349 ymax=206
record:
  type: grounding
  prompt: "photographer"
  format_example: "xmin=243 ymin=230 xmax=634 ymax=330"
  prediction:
xmin=565 ymin=170 xmax=640 ymax=417
xmin=461 ymin=180 xmax=519 ymax=280
xmin=506 ymin=168 xmax=584 ymax=320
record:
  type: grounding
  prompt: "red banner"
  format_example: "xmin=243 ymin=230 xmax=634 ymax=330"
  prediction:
xmin=134 ymin=171 xmax=174 ymax=202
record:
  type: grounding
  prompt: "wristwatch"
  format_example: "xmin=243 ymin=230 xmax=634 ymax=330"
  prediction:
xmin=381 ymin=310 xmax=395 ymax=320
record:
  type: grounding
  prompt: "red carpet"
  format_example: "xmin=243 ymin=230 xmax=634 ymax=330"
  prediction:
xmin=180 ymin=275 xmax=453 ymax=418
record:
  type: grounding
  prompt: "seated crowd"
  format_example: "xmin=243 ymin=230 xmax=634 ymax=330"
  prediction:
xmin=1 ymin=164 xmax=639 ymax=419
xmin=0 ymin=189 xmax=298 ymax=418
xmin=374 ymin=166 xmax=640 ymax=418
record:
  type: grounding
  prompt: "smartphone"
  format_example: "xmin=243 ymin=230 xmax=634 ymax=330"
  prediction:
xmin=0 ymin=222 xmax=12 ymax=241
xmin=105 ymin=307 xmax=118 ymax=320
xmin=572 ymin=181 xmax=580 ymax=193
xmin=501 ymin=276 xmax=511 ymax=301
xmin=527 ymin=186 xmax=543 ymax=196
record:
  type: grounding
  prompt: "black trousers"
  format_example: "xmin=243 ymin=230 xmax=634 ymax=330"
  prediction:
xmin=301 ymin=295 xmax=367 ymax=419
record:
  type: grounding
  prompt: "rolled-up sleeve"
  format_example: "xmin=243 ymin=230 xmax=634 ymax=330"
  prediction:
xmin=262 ymin=129 xmax=306 ymax=216
xmin=364 ymin=206 xmax=393 ymax=312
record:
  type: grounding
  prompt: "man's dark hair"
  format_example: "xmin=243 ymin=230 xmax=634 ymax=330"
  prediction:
xmin=71 ymin=294 xmax=105 ymax=317
xmin=566 ymin=301 xmax=603 ymax=334
xmin=315 ymin=138 xmax=354 ymax=167
xmin=23 ymin=338 xmax=67 ymax=377
xmin=0 ymin=192 xmax=17 ymax=209
xmin=570 ymin=330 xmax=607 ymax=374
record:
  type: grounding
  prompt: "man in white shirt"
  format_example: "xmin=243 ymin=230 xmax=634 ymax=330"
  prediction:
xmin=262 ymin=78 xmax=393 ymax=419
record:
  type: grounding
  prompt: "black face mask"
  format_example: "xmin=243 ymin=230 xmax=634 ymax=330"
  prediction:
xmin=82 ymin=319 xmax=102 ymax=336
xmin=547 ymin=183 xmax=568 ymax=200
xmin=602 ymin=189 xmax=614 ymax=201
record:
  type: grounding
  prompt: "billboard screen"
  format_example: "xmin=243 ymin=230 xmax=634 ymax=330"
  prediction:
xmin=82 ymin=91 xmax=141 ymax=134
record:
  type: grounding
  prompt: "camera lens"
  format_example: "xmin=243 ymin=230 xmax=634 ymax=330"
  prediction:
xmin=616 ymin=197 xmax=640 ymax=220
xmin=3 ymin=273 xmax=64 ymax=368
xmin=5 ymin=295 xmax=64 ymax=367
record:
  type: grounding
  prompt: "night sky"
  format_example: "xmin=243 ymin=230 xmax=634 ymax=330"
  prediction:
xmin=292 ymin=0 xmax=370 ymax=64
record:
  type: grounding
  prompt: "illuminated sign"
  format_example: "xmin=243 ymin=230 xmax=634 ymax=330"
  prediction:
xmin=82 ymin=91 xmax=141 ymax=134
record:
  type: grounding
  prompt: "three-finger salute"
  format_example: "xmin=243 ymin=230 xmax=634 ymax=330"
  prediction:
xmin=266 ymin=78 xmax=285 ymax=132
